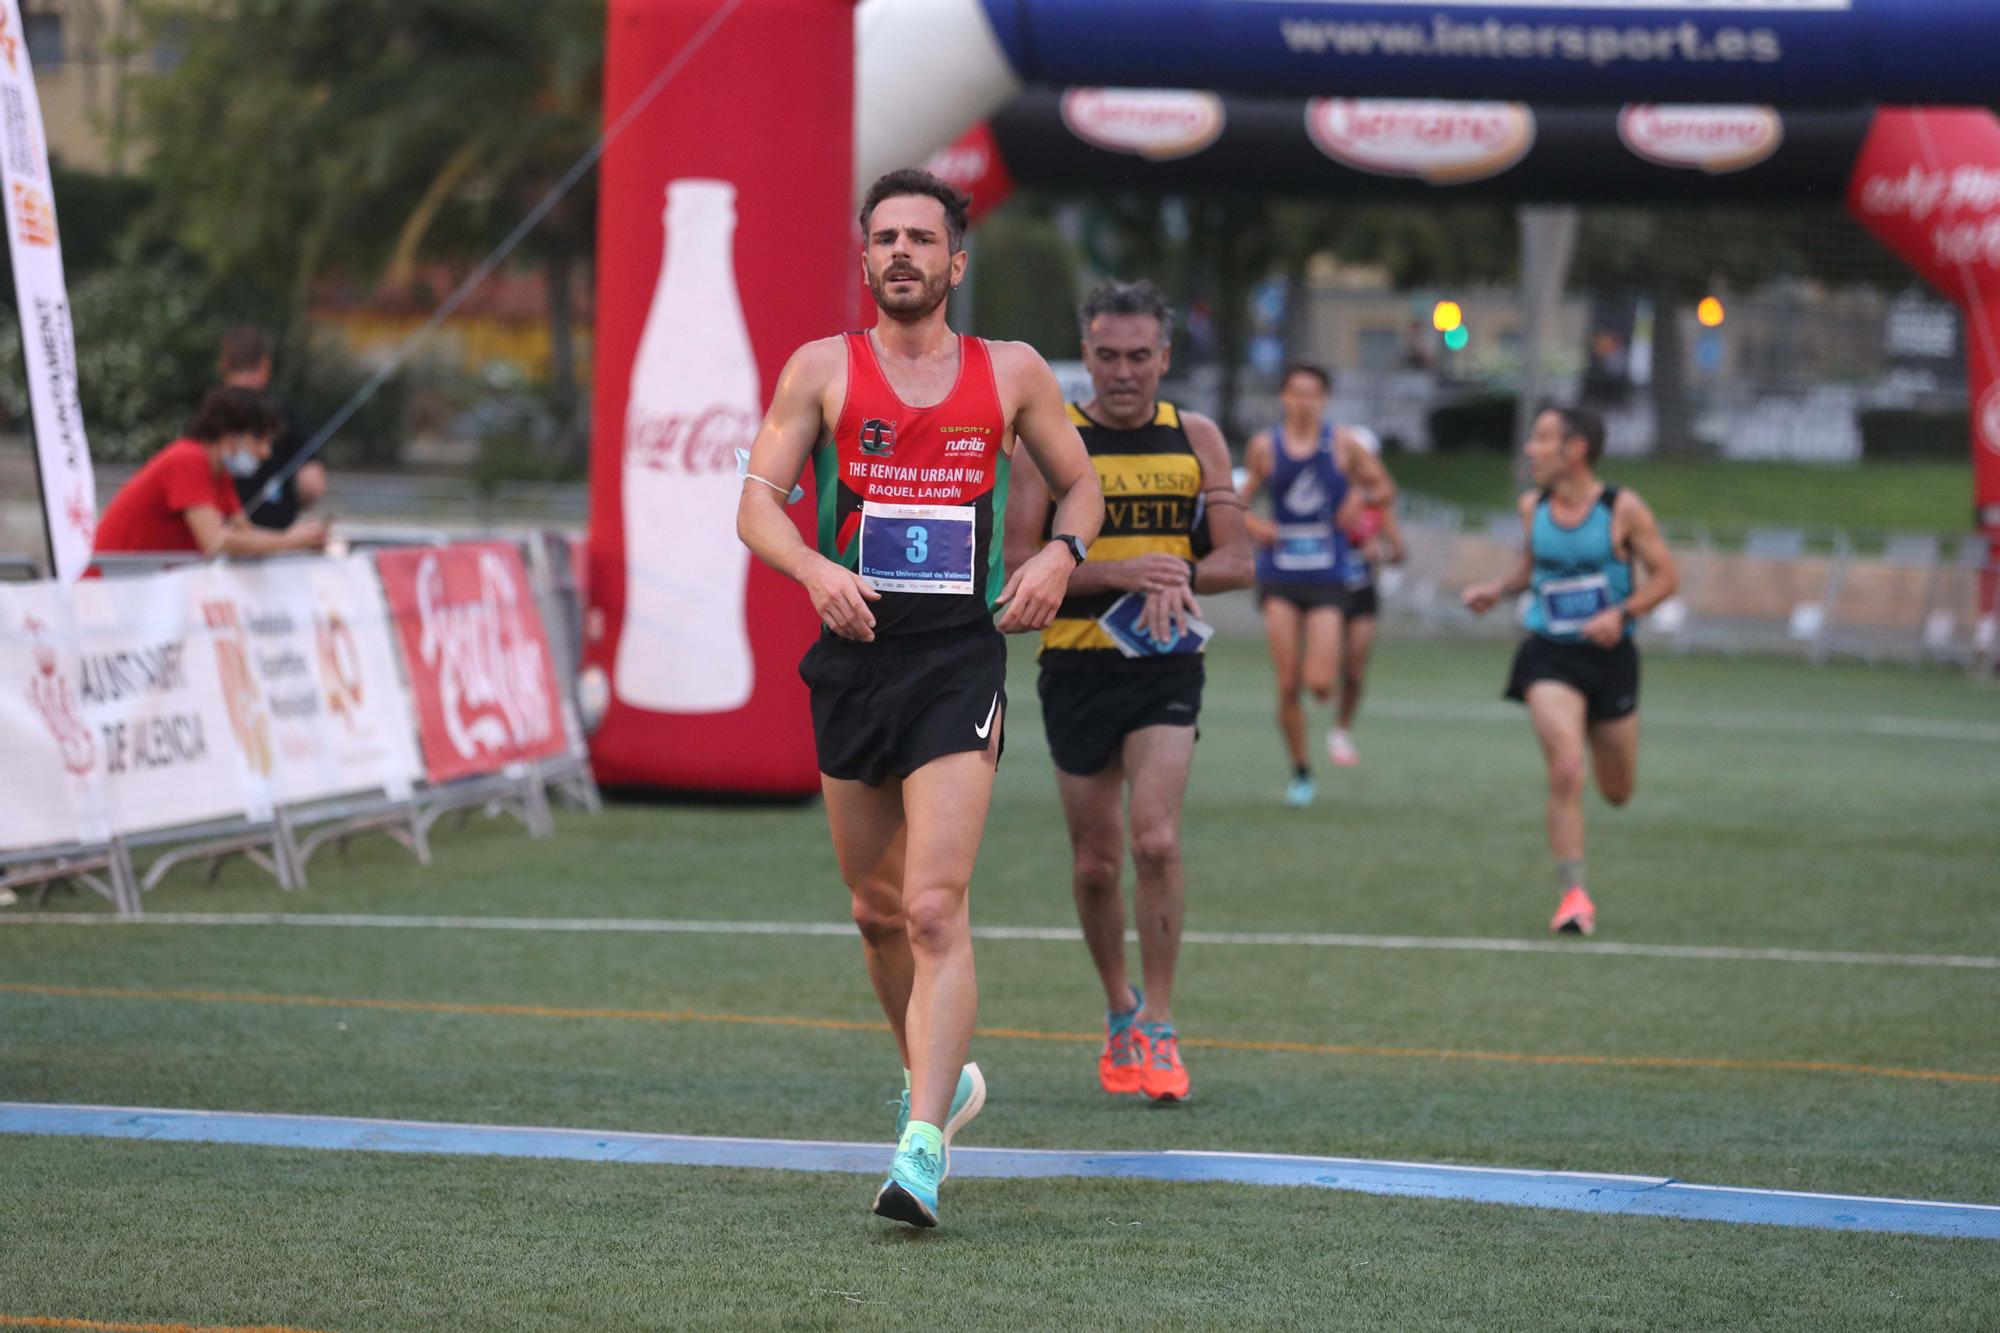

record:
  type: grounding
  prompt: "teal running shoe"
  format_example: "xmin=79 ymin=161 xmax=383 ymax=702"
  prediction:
xmin=893 ymin=1063 xmax=987 ymax=1179
xmin=873 ymin=1124 xmax=944 ymax=1228
xmin=1285 ymin=773 xmax=1317 ymax=808
xmin=941 ymin=1061 xmax=986 ymax=1178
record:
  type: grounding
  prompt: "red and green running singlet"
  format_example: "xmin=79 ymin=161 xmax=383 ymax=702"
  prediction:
xmin=813 ymin=332 xmax=1012 ymax=639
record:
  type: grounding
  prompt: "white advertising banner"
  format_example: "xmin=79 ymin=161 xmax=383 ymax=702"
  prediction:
xmin=194 ymin=557 xmax=421 ymax=807
xmin=0 ymin=579 xmax=98 ymax=851
xmin=0 ymin=567 xmax=248 ymax=850
xmin=0 ymin=1 xmax=94 ymax=581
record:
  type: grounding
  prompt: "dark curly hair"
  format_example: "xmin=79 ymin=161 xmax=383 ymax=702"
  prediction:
xmin=858 ymin=167 xmax=971 ymax=253
xmin=185 ymin=385 xmax=283 ymax=443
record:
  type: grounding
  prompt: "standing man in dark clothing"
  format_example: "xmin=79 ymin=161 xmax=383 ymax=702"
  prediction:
xmin=218 ymin=327 xmax=327 ymax=530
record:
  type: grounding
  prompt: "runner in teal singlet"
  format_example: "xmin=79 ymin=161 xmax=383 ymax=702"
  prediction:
xmin=1462 ymin=407 xmax=1679 ymax=936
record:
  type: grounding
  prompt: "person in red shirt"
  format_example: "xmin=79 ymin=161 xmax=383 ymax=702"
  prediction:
xmin=93 ymin=385 xmax=328 ymax=559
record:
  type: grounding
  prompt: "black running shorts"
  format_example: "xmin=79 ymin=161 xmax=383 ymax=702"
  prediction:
xmin=799 ymin=625 xmax=1007 ymax=786
xmin=1037 ymin=663 xmax=1204 ymax=777
xmin=1257 ymin=582 xmax=1346 ymax=613
xmin=1338 ymin=581 xmax=1379 ymax=620
xmin=1505 ymin=634 xmax=1640 ymax=722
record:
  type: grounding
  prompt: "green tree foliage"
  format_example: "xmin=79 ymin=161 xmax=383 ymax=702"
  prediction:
xmin=1068 ymin=193 xmax=1517 ymax=437
xmin=132 ymin=0 xmax=603 ymax=433
xmin=967 ymin=210 xmax=1082 ymax=358
xmin=1570 ymin=207 xmax=1909 ymax=454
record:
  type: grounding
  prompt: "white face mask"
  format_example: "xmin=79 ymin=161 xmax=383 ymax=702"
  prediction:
xmin=224 ymin=447 xmax=261 ymax=479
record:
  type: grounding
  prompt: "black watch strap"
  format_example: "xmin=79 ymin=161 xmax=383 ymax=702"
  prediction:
xmin=1053 ymin=534 xmax=1087 ymax=566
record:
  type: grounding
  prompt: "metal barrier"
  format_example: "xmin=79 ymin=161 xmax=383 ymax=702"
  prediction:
xmin=1387 ymin=498 xmax=1999 ymax=675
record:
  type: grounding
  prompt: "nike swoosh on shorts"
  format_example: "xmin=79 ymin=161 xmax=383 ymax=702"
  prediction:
xmin=974 ymin=692 xmax=999 ymax=739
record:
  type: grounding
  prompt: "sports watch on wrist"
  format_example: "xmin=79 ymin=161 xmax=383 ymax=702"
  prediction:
xmin=1052 ymin=534 xmax=1088 ymax=566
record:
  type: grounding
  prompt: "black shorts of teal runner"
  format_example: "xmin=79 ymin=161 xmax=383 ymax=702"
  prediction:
xmin=1257 ymin=582 xmax=1346 ymax=613
xmin=799 ymin=624 xmax=1007 ymax=786
xmin=1505 ymin=634 xmax=1640 ymax=723
xmin=1037 ymin=662 xmax=1204 ymax=777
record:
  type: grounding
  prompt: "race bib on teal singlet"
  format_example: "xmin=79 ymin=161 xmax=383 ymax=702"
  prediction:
xmin=1273 ymin=523 xmax=1336 ymax=573
xmin=1539 ymin=573 xmax=1613 ymax=636
xmin=857 ymin=501 xmax=975 ymax=595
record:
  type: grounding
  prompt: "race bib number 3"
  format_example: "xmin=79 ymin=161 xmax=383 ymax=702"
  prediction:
xmin=858 ymin=501 xmax=976 ymax=595
xmin=1540 ymin=574 xmax=1613 ymax=635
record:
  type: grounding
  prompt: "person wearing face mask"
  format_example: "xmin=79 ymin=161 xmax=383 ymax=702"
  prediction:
xmin=93 ymin=385 xmax=330 ymax=560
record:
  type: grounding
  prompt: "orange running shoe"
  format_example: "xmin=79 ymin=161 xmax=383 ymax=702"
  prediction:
xmin=1099 ymin=993 xmax=1144 ymax=1095
xmin=1550 ymin=885 xmax=1596 ymax=936
xmin=1137 ymin=1021 xmax=1190 ymax=1102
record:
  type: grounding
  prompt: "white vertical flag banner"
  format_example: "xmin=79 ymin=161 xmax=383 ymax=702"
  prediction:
xmin=0 ymin=1 xmax=93 ymax=581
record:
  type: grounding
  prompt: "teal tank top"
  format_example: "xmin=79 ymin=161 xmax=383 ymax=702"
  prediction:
xmin=1523 ymin=486 xmax=1633 ymax=642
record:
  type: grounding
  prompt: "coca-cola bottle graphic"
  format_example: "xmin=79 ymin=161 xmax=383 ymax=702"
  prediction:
xmin=614 ymin=179 xmax=761 ymax=713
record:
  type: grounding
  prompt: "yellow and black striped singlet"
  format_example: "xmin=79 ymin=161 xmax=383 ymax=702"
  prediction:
xmin=1039 ymin=400 xmax=1205 ymax=671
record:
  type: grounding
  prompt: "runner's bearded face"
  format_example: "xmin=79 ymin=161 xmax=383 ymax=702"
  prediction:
xmin=862 ymin=196 xmax=961 ymax=321
xmin=1082 ymin=312 xmax=1168 ymax=425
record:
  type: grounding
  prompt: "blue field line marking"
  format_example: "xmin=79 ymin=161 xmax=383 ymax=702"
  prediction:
xmin=4 ymin=1102 xmax=1997 ymax=1241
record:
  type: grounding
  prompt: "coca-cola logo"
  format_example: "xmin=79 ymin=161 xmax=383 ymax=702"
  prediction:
xmin=23 ymin=614 xmax=93 ymax=777
xmin=1306 ymin=100 xmax=1535 ymax=185
xmin=1932 ymin=217 xmax=2000 ymax=269
xmin=1619 ymin=105 xmax=1783 ymax=174
xmin=926 ymin=141 xmax=990 ymax=194
xmin=1061 ymin=89 xmax=1226 ymax=161
xmin=414 ymin=550 xmax=554 ymax=761
xmin=1980 ymin=383 xmax=2000 ymax=459
xmin=628 ymin=406 xmax=758 ymax=474
xmin=1859 ymin=165 xmax=2000 ymax=221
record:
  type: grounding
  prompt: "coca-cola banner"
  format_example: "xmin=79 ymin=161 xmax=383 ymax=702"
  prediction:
xmin=375 ymin=543 xmax=566 ymax=786
xmin=190 ymin=558 xmax=421 ymax=808
xmin=0 ymin=567 xmax=251 ymax=850
xmin=1847 ymin=108 xmax=2000 ymax=530
xmin=585 ymin=0 xmax=850 ymax=794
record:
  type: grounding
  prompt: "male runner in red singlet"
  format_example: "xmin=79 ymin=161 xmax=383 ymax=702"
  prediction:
xmin=738 ymin=169 xmax=1102 ymax=1228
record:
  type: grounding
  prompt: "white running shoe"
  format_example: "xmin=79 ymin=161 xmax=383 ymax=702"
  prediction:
xmin=1328 ymin=729 xmax=1359 ymax=767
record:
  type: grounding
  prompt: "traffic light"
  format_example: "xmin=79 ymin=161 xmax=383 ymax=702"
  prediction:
xmin=1431 ymin=300 xmax=1464 ymax=333
xmin=1697 ymin=296 xmax=1726 ymax=328
xmin=1443 ymin=325 xmax=1469 ymax=351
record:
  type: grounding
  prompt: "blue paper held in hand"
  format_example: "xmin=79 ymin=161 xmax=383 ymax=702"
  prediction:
xmin=1096 ymin=592 xmax=1215 ymax=659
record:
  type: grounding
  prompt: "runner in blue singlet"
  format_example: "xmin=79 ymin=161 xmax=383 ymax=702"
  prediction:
xmin=1240 ymin=362 xmax=1393 ymax=808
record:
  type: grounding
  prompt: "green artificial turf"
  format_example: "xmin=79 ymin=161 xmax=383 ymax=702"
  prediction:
xmin=2 ymin=635 xmax=1996 ymax=1329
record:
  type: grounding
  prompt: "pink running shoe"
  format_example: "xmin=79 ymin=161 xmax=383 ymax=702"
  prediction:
xmin=1550 ymin=885 xmax=1596 ymax=936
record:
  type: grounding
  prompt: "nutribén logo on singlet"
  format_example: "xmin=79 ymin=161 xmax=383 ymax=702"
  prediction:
xmin=616 ymin=178 xmax=760 ymax=716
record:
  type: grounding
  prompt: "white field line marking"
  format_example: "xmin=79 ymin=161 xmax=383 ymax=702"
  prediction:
xmin=2 ymin=912 xmax=1994 ymax=970
xmin=1354 ymin=699 xmax=2000 ymax=744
